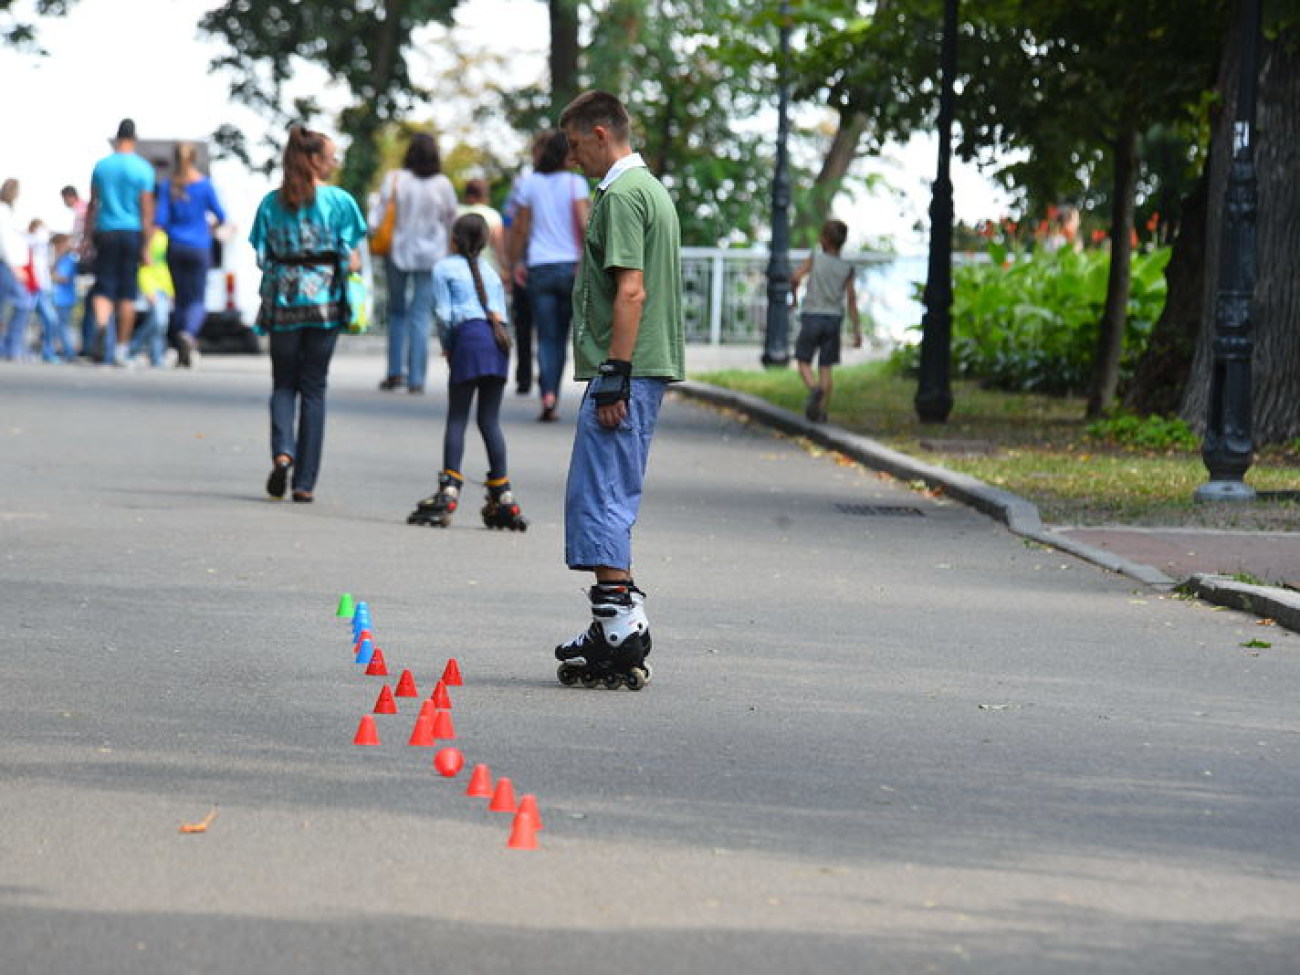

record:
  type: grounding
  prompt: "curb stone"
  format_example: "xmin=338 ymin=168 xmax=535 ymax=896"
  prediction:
xmin=675 ymin=380 xmax=1298 ymax=631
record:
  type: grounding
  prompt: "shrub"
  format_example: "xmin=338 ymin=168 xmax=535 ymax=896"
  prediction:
xmin=890 ymin=245 xmax=1170 ymax=396
xmin=1084 ymin=410 xmax=1199 ymax=451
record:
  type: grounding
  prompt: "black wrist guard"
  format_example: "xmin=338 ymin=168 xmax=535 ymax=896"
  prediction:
xmin=591 ymin=358 xmax=632 ymax=407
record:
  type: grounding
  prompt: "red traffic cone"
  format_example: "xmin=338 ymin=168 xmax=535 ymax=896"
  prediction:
xmin=407 ymin=714 xmax=435 ymax=747
xmin=373 ymin=684 xmax=398 ymax=715
xmin=488 ymin=777 xmax=517 ymax=812
xmin=430 ymin=679 xmax=452 ymax=710
xmin=353 ymin=629 xmax=373 ymax=653
xmin=517 ymin=793 xmax=544 ymax=831
xmin=417 ymin=699 xmax=436 ymax=721
xmin=394 ymin=669 xmax=418 ymax=697
xmin=431 ymin=709 xmax=456 ymax=741
xmin=441 ymin=658 xmax=463 ymax=686
xmin=433 ymin=746 xmax=464 ymax=777
xmin=465 ymin=763 xmax=493 ymax=798
xmin=365 ymin=646 xmax=389 ymax=676
xmin=354 ymin=714 xmax=381 ymax=746
xmin=507 ymin=809 xmax=539 ymax=850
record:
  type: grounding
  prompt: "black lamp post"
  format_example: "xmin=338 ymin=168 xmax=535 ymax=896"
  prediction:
xmin=1196 ymin=0 xmax=1261 ymax=502
xmin=763 ymin=0 xmax=793 ymax=368
xmin=914 ymin=0 xmax=958 ymax=423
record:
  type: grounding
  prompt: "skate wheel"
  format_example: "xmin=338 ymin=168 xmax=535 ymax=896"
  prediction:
xmin=579 ymin=673 xmax=599 ymax=689
xmin=602 ymin=673 xmax=622 ymax=690
xmin=557 ymin=663 xmax=580 ymax=686
xmin=625 ymin=668 xmax=648 ymax=691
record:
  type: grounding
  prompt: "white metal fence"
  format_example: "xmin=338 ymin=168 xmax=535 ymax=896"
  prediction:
xmin=367 ymin=248 xmax=930 ymax=346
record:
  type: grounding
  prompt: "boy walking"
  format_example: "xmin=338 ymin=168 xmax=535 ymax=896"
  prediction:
xmin=791 ymin=219 xmax=861 ymax=422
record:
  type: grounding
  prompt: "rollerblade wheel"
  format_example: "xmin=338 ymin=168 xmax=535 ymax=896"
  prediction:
xmin=557 ymin=662 xmax=580 ymax=686
xmin=625 ymin=667 xmax=648 ymax=691
xmin=579 ymin=673 xmax=599 ymax=689
xmin=602 ymin=673 xmax=622 ymax=690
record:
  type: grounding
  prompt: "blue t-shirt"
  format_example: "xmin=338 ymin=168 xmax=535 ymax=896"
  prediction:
xmin=91 ymin=151 xmax=156 ymax=232
xmin=52 ymin=252 xmax=78 ymax=308
xmin=157 ymin=178 xmax=226 ymax=251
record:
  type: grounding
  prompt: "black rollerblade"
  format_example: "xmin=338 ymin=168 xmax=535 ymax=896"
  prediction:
xmin=481 ymin=477 xmax=528 ymax=532
xmin=407 ymin=471 xmax=462 ymax=527
xmin=555 ymin=582 xmax=652 ymax=690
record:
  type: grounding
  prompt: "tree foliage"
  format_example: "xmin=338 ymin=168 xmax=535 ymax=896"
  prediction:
xmin=0 ymin=0 xmax=74 ymax=52
xmin=198 ymin=0 xmax=463 ymax=199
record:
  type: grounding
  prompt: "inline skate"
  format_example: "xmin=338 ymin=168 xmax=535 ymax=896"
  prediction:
xmin=407 ymin=471 xmax=462 ymax=528
xmin=555 ymin=581 xmax=652 ymax=690
xmin=481 ymin=476 xmax=528 ymax=532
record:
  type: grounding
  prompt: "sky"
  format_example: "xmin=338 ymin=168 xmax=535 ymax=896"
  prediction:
xmin=0 ymin=0 xmax=1010 ymax=319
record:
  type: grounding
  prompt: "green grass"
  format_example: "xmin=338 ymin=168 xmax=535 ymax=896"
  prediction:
xmin=693 ymin=360 xmax=1300 ymax=527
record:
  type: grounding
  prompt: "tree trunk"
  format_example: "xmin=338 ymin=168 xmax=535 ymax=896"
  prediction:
xmin=1121 ymin=174 xmax=1208 ymax=416
xmin=1244 ymin=26 xmax=1300 ymax=443
xmin=796 ymin=109 xmax=868 ymax=242
xmin=1086 ymin=124 xmax=1138 ymax=418
xmin=549 ymin=0 xmax=580 ymax=116
xmin=1182 ymin=7 xmax=1300 ymax=445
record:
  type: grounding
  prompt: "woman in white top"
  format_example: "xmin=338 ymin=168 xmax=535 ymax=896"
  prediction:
xmin=507 ymin=130 xmax=589 ymax=421
xmin=372 ymin=133 xmax=458 ymax=393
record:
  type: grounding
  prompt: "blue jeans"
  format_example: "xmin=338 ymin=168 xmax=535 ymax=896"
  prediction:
xmin=129 ymin=294 xmax=169 ymax=366
xmin=0 ymin=261 xmax=33 ymax=361
xmin=385 ymin=263 xmax=433 ymax=388
xmin=526 ymin=262 xmax=576 ymax=401
xmin=47 ymin=302 xmax=78 ymax=361
xmin=269 ymin=326 xmax=340 ymax=493
xmin=167 ymin=242 xmax=209 ymax=339
xmin=564 ymin=378 xmax=668 ymax=572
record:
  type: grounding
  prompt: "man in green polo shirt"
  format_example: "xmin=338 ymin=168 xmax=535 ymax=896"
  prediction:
xmin=552 ymin=90 xmax=684 ymax=692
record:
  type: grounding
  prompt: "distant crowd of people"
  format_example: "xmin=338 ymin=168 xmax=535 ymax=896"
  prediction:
xmin=0 ymin=118 xmax=226 ymax=368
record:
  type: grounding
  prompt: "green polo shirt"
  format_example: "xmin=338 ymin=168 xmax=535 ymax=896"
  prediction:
xmin=571 ymin=166 xmax=684 ymax=381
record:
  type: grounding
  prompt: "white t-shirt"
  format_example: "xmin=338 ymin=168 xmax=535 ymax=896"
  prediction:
xmin=373 ymin=169 xmax=459 ymax=272
xmin=516 ymin=171 xmax=588 ymax=267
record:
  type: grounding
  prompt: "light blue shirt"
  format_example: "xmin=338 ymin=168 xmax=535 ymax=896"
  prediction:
xmin=432 ymin=253 xmax=508 ymax=344
xmin=91 ymin=151 xmax=156 ymax=232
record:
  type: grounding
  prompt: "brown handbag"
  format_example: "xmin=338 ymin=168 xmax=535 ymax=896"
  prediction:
xmin=369 ymin=175 xmax=397 ymax=257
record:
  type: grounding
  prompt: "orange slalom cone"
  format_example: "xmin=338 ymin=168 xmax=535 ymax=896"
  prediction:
xmin=430 ymin=679 xmax=452 ymax=710
xmin=507 ymin=809 xmax=540 ymax=850
xmin=353 ymin=714 xmax=380 ymax=746
xmin=465 ymin=763 xmax=493 ymax=798
xmin=488 ymin=777 xmax=517 ymax=813
xmin=441 ymin=658 xmax=463 ymax=686
xmin=517 ymin=793 xmax=544 ymax=831
xmin=373 ymin=684 xmax=398 ymax=715
xmin=431 ymin=709 xmax=456 ymax=741
xmin=352 ymin=630 xmax=373 ymax=654
xmin=394 ymin=669 xmax=418 ymax=697
xmin=365 ymin=647 xmax=389 ymax=677
xmin=417 ymin=699 xmax=436 ymax=721
xmin=408 ymin=714 xmax=435 ymax=747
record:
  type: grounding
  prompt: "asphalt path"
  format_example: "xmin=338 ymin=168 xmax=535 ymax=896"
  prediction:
xmin=2 ymin=352 xmax=1299 ymax=974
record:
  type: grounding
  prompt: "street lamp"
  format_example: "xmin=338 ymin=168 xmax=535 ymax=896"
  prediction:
xmin=1196 ymin=0 xmax=1261 ymax=502
xmin=914 ymin=0 xmax=958 ymax=423
xmin=763 ymin=0 xmax=793 ymax=368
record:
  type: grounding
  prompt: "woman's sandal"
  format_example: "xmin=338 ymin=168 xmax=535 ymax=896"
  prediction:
xmin=266 ymin=459 xmax=291 ymax=499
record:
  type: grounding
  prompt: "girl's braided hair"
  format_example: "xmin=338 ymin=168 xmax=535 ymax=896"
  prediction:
xmin=452 ymin=213 xmax=491 ymax=315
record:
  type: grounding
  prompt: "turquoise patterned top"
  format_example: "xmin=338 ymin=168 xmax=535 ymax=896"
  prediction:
xmin=250 ymin=185 xmax=366 ymax=332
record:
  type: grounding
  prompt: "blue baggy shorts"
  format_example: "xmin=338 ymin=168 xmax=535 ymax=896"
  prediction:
xmin=564 ymin=378 xmax=668 ymax=572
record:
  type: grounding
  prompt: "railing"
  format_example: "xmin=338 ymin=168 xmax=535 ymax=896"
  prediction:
xmin=681 ymin=247 xmax=926 ymax=346
xmin=365 ymin=248 xmax=930 ymax=346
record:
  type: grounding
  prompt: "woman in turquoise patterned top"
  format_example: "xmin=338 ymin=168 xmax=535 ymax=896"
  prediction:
xmin=250 ymin=125 xmax=366 ymax=503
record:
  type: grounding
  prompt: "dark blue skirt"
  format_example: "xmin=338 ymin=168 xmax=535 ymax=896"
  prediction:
xmin=447 ymin=318 xmax=508 ymax=384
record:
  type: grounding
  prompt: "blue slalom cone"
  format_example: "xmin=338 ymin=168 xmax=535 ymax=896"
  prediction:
xmin=356 ymin=638 xmax=375 ymax=666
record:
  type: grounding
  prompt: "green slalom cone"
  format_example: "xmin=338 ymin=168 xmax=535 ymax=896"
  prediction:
xmin=336 ymin=592 xmax=355 ymax=618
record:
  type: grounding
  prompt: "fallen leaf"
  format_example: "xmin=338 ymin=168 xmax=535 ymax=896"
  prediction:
xmin=179 ymin=806 xmax=218 ymax=834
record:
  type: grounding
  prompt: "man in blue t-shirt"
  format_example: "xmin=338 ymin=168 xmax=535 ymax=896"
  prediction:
xmin=87 ymin=118 xmax=155 ymax=365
